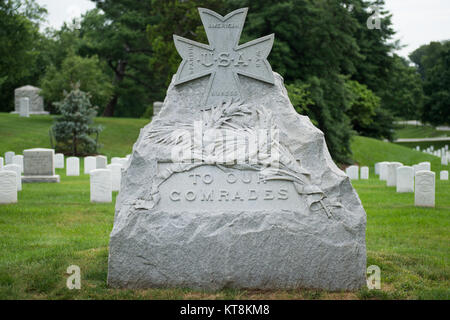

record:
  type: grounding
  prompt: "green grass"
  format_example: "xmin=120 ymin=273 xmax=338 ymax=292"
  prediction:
xmin=352 ymin=136 xmax=447 ymax=172
xmin=0 ymin=113 xmax=149 ymax=159
xmin=0 ymin=114 xmax=449 ymax=299
xmin=394 ymin=125 xmax=450 ymax=139
xmin=393 ymin=124 xmax=450 ymax=151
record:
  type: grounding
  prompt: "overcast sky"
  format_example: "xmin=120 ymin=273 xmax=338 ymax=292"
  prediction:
xmin=36 ymin=0 xmax=450 ymax=59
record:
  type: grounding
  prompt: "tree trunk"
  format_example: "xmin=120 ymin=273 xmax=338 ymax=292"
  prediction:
xmin=103 ymin=95 xmax=118 ymax=117
xmin=103 ymin=60 xmax=127 ymax=117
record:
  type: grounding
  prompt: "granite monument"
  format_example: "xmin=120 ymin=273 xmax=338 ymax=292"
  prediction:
xmin=108 ymin=8 xmax=367 ymax=291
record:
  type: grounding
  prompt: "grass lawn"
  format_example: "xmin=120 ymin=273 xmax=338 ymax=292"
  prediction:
xmin=393 ymin=124 xmax=450 ymax=150
xmin=352 ymin=136 xmax=447 ymax=171
xmin=0 ymin=113 xmax=150 ymax=159
xmin=394 ymin=124 xmax=450 ymax=139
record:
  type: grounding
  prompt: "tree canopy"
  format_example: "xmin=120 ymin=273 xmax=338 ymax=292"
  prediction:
xmin=0 ymin=0 xmax=447 ymax=163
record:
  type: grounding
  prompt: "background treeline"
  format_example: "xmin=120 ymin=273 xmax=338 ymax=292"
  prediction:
xmin=0 ymin=0 xmax=448 ymax=163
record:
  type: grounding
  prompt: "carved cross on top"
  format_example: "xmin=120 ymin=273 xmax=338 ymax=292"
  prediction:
xmin=173 ymin=8 xmax=275 ymax=107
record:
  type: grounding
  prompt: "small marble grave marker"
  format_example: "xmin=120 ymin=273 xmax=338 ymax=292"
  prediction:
xmin=12 ymin=155 xmax=23 ymax=173
xmin=0 ymin=170 xmax=18 ymax=204
xmin=5 ymin=152 xmax=15 ymax=165
xmin=0 ymin=157 xmax=3 ymax=170
xmin=22 ymin=148 xmax=60 ymax=183
xmin=4 ymin=164 xmax=21 ymax=191
xmin=153 ymin=101 xmax=163 ymax=116
xmin=111 ymin=157 xmax=121 ymax=164
xmin=19 ymin=97 xmax=30 ymax=117
xmin=96 ymin=156 xmax=107 ymax=169
xmin=387 ymin=162 xmax=402 ymax=187
xmin=379 ymin=162 xmax=389 ymax=181
xmin=396 ymin=166 xmax=414 ymax=193
xmin=66 ymin=157 xmax=80 ymax=176
xmin=360 ymin=166 xmax=369 ymax=180
xmin=419 ymin=162 xmax=431 ymax=171
xmin=374 ymin=162 xmax=380 ymax=175
xmin=54 ymin=153 xmax=64 ymax=169
xmin=84 ymin=156 xmax=96 ymax=174
xmin=107 ymin=163 xmax=122 ymax=192
xmin=90 ymin=169 xmax=112 ymax=203
xmin=345 ymin=165 xmax=359 ymax=180
xmin=440 ymin=170 xmax=449 ymax=180
xmin=415 ymin=171 xmax=435 ymax=207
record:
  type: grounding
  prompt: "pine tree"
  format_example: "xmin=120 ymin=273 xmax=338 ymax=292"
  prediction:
xmin=51 ymin=84 xmax=103 ymax=155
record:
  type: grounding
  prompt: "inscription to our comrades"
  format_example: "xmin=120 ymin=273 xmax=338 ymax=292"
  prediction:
xmin=173 ymin=8 xmax=275 ymax=106
xmin=158 ymin=165 xmax=306 ymax=212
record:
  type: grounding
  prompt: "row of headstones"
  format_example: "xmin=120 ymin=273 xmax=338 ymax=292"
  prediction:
xmin=74 ymin=155 xmax=132 ymax=203
xmin=376 ymin=161 xmax=448 ymax=208
xmin=416 ymin=145 xmax=449 ymax=166
xmin=1 ymin=150 xmax=131 ymax=204
xmin=345 ymin=165 xmax=369 ymax=180
xmin=346 ymin=162 xmax=448 ymax=208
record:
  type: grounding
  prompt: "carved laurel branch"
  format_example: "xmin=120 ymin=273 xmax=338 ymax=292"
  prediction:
xmin=137 ymin=101 xmax=335 ymax=217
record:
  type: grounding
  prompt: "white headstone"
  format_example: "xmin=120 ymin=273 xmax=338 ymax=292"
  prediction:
xmin=153 ymin=101 xmax=164 ymax=116
xmin=0 ymin=170 xmax=18 ymax=204
xmin=12 ymin=155 xmax=23 ymax=173
xmin=19 ymin=97 xmax=30 ymax=117
xmin=66 ymin=157 xmax=80 ymax=176
xmin=5 ymin=152 xmax=15 ymax=165
xmin=4 ymin=164 xmax=21 ymax=191
xmin=415 ymin=171 xmax=435 ymax=207
xmin=414 ymin=163 xmax=429 ymax=174
xmin=416 ymin=146 xmax=420 ymax=151
xmin=90 ymin=169 xmax=112 ymax=203
xmin=419 ymin=162 xmax=431 ymax=171
xmin=84 ymin=156 xmax=96 ymax=174
xmin=379 ymin=162 xmax=389 ymax=181
xmin=0 ymin=157 xmax=3 ymax=170
xmin=387 ymin=162 xmax=403 ymax=187
xmin=116 ymin=158 xmax=128 ymax=168
xmin=441 ymin=155 xmax=448 ymax=166
xmin=360 ymin=166 xmax=369 ymax=180
xmin=374 ymin=162 xmax=380 ymax=175
xmin=346 ymin=165 xmax=359 ymax=180
xmin=107 ymin=163 xmax=122 ymax=192
xmin=440 ymin=170 xmax=449 ymax=180
xmin=111 ymin=157 xmax=121 ymax=164
xmin=396 ymin=166 xmax=414 ymax=193
xmin=54 ymin=153 xmax=64 ymax=169
xmin=96 ymin=155 xmax=107 ymax=169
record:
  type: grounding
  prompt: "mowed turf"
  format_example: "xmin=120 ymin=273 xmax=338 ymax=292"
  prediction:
xmin=0 ymin=113 xmax=149 ymax=159
xmin=0 ymin=114 xmax=449 ymax=299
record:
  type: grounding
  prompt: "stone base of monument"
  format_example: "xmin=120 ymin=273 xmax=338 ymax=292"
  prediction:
xmin=108 ymin=209 xmax=365 ymax=291
xmin=107 ymin=72 xmax=367 ymax=291
xmin=22 ymin=175 xmax=60 ymax=183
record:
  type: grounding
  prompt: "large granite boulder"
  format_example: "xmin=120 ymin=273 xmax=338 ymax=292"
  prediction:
xmin=107 ymin=72 xmax=367 ymax=291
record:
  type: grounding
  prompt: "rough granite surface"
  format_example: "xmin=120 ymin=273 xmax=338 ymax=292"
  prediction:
xmin=107 ymin=72 xmax=367 ymax=291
